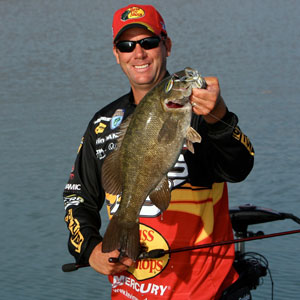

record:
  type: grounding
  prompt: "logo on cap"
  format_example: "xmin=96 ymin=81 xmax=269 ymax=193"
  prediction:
xmin=121 ymin=7 xmax=145 ymax=21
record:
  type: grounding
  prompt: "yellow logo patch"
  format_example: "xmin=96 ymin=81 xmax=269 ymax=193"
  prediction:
xmin=65 ymin=209 xmax=84 ymax=253
xmin=128 ymin=224 xmax=170 ymax=281
xmin=121 ymin=7 xmax=145 ymax=21
xmin=232 ymin=126 xmax=255 ymax=156
xmin=95 ymin=123 xmax=107 ymax=134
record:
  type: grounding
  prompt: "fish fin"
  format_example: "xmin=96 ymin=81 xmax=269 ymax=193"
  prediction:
xmin=158 ymin=117 xmax=178 ymax=144
xmin=101 ymin=115 xmax=133 ymax=195
xmin=149 ymin=177 xmax=171 ymax=211
xmin=186 ymin=140 xmax=195 ymax=154
xmin=185 ymin=127 xmax=202 ymax=153
xmin=186 ymin=126 xmax=202 ymax=143
xmin=101 ymin=145 xmax=122 ymax=195
xmin=116 ymin=115 xmax=132 ymax=147
xmin=102 ymin=216 xmax=141 ymax=261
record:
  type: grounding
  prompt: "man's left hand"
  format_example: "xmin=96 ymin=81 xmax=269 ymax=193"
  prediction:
xmin=190 ymin=77 xmax=227 ymax=124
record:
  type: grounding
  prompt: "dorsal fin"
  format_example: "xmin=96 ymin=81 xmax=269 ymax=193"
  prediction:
xmin=101 ymin=115 xmax=133 ymax=195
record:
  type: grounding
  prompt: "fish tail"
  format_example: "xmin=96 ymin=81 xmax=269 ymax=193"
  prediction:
xmin=102 ymin=216 xmax=140 ymax=261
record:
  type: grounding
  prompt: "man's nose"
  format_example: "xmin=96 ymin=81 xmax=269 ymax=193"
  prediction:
xmin=133 ymin=44 xmax=147 ymax=58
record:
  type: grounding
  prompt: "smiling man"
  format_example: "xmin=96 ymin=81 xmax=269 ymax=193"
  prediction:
xmin=63 ymin=4 xmax=254 ymax=299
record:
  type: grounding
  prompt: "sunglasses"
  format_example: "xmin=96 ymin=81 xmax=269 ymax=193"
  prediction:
xmin=115 ymin=36 xmax=161 ymax=53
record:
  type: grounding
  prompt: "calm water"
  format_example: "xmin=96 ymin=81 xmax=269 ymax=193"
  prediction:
xmin=1 ymin=0 xmax=299 ymax=299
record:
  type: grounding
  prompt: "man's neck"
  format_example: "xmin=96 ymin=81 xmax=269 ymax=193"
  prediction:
xmin=131 ymin=87 xmax=149 ymax=105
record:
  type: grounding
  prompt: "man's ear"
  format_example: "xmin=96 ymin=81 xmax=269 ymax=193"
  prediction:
xmin=165 ymin=37 xmax=172 ymax=57
xmin=113 ymin=46 xmax=120 ymax=64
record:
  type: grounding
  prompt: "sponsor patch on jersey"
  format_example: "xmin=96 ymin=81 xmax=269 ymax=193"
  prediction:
xmin=95 ymin=123 xmax=107 ymax=134
xmin=96 ymin=148 xmax=106 ymax=160
xmin=64 ymin=183 xmax=81 ymax=191
xmin=94 ymin=116 xmax=111 ymax=125
xmin=64 ymin=194 xmax=84 ymax=209
xmin=96 ymin=132 xmax=119 ymax=145
xmin=65 ymin=209 xmax=84 ymax=253
xmin=128 ymin=223 xmax=170 ymax=280
xmin=111 ymin=109 xmax=124 ymax=130
xmin=112 ymin=275 xmax=169 ymax=296
xmin=232 ymin=126 xmax=255 ymax=156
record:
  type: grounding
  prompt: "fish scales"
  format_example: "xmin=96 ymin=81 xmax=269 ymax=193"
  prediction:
xmin=101 ymin=67 xmax=206 ymax=260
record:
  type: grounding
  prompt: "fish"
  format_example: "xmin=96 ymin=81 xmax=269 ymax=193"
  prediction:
xmin=101 ymin=67 xmax=206 ymax=260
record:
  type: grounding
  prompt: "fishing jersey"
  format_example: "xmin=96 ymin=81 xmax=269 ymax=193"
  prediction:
xmin=63 ymin=91 xmax=254 ymax=300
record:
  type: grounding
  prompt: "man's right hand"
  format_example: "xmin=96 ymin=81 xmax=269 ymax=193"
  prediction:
xmin=89 ymin=242 xmax=135 ymax=275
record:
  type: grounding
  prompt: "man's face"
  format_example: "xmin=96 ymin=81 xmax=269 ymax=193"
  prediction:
xmin=113 ymin=27 xmax=172 ymax=92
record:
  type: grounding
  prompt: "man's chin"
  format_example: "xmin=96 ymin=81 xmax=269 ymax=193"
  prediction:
xmin=131 ymin=76 xmax=156 ymax=87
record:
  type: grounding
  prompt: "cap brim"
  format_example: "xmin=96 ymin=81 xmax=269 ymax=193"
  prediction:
xmin=114 ymin=23 xmax=154 ymax=43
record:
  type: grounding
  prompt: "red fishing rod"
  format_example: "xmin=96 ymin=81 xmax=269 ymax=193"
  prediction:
xmin=62 ymin=228 xmax=300 ymax=272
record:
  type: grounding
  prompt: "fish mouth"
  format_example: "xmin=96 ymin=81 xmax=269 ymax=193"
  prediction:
xmin=164 ymin=98 xmax=190 ymax=110
xmin=166 ymin=101 xmax=184 ymax=108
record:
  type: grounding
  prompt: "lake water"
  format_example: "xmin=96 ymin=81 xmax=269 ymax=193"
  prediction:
xmin=0 ymin=0 xmax=299 ymax=299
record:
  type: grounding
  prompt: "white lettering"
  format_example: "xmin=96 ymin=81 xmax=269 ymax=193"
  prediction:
xmin=112 ymin=275 xmax=125 ymax=288
xmin=112 ymin=276 xmax=169 ymax=297
xmin=140 ymin=283 xmax=151 ymax=294
xmin=64 ymin=195 xmax=84 ymax=209
xmin=96 ymin=133 xmax=119 ymax=145
xmin=150 ymin=284 xmax=159 ymax=295
xmin=94 ymin=116 xmax=111 ymax=124
xmin=108 ymin=142 xmax=117 ymax=151
xmin=96 ymin=148 xmax=106 ymax=160
xmin=167 ymin=154 xmax=188 ymax=189
xmin=160 ymin=285 xmax=168 ymax=296
xmin=125 ymin=277 xmax=131 ymax=286
xmin=106 ymin=133 xmax=119 ymax=141
xmin=96 ymin=138 xmax=105 ymax=145
xmin=134 ymin=281 xmax=140 ymax=292
xmin=64 ymin=184 xmax=81 ymax=191
xmin=139 ymin=198 xmax=161 ymax=217
xmin=130 ymin=278 xmax=136 ymax=289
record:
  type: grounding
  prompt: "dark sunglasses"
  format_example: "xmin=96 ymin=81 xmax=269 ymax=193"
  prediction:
xmin=115 ymin=36 xmax=161 ymax=53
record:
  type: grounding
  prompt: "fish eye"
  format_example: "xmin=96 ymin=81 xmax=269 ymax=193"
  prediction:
xmin=165 ymin=78 xmax=174 ymax=93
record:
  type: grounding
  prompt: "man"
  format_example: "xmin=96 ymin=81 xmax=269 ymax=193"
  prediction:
xmin=63 ymin=4 xmax=254 ymax=299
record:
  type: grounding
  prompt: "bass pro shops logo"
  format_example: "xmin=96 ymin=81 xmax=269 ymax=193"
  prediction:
xmin=128 ymin=224 xmax=169 ymax=281
xmin=121 ymin=7 xmax=145 ymax=21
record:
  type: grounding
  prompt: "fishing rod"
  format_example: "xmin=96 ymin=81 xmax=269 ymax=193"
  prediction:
xmin=62 ymin=262 xmax=90 ymax=272
xmin=62 ymin=228 xmax=300 ymax=272
xmin=138 ymin=228 xmax=300 ymax=259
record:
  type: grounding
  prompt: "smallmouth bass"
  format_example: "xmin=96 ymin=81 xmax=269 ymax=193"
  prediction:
xmin=101 ymin=67 xmax=206 ymax=260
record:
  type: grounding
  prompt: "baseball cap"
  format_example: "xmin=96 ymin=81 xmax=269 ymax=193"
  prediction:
xmin=112 ymin=4 xmax=167 ymax=42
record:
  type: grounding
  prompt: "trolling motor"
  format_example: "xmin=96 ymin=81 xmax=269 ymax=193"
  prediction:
xmin=230 ymin=203 xmax=300 ymax=257
xmin=221 ymin=204 xmax=300 ymax=299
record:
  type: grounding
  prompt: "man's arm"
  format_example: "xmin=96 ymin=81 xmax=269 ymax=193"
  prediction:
xmin=63 ymin=121 xmax=104 ymax=264
xmin=186 ymin=77 xmax=254 ymax=185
